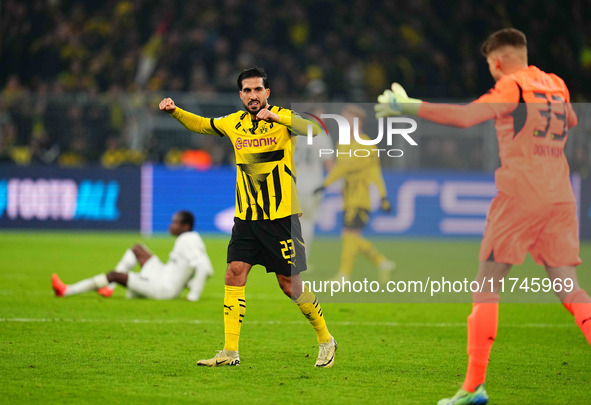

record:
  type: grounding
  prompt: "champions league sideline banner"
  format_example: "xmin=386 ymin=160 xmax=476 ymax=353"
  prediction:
xmin=0 ymin=165 xmax=141 ymax=230
xmin=1 ymin=164 xmax=588 ymax=240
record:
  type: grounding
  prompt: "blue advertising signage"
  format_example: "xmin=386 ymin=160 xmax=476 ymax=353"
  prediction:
xmin=4 ymin=164 xmax=583 ymax=238
xmin=150 ymin=165 xmax=236 ymax=234
xmin=150 ymin=166 xmax=499 ymax=237
xmin=150 ymin=168 xmax=585 ymax=239
xmin=0 ymin=165 xmax=140 ymax=230
xmin=317 ymin=171 xmax=498 ymax=237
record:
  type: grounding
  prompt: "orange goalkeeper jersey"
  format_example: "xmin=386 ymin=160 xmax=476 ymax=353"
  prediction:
xmin=472 ymin=66 xmax=576 ymax=206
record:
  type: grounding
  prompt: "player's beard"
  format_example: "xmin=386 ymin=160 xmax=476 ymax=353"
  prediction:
xmin=244 ymin=99 xmax=267 ymax=115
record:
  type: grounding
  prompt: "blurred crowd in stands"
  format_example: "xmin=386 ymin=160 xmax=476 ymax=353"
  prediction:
xmin=1 ymin=0 xmax=590 ymax=173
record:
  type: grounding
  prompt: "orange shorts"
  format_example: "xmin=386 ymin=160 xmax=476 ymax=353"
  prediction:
xmin=479 ymin=192 xmax=582 ymax=267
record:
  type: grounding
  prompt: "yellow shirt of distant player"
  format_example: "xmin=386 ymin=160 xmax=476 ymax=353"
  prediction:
xmin=323 ymin=134 xmax=387 ymax=211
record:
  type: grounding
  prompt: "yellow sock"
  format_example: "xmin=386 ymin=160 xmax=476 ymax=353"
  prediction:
xmin=339 ymin=233 xmax=359 ymax=276
xmin=356 ymin=235 xmax=385 ymax=266
xmin=296 ymin=290 xmax=331 ymax=343
xmin=223 ymin=285 xmax=246 ymax=352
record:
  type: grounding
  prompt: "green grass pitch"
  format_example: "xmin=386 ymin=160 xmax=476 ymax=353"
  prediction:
xmin=1 ymin=232 xmax=590 ymax=404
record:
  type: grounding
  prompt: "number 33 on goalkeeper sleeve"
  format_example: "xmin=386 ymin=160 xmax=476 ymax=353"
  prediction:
xmin=374 ymin=83 xmax=422 ymax=118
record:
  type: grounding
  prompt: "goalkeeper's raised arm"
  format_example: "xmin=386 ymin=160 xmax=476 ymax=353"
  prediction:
xmin=374 ymin=82 xmax=497 ymax=128
xmin=375 ymin=79 xmax=576 ymax=129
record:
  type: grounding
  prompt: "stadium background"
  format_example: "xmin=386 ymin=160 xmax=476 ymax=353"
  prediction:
xmin=2 ymin=2 xmax=591 ymax=404
xmin=1 ymin=0 xmax=591 ymax=237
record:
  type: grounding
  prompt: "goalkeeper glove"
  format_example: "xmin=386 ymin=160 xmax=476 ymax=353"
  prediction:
xmin=380 ymin=197 xmax=392 ymax=213
xmin=374 ymin=83 xmax=422 ymax=118
xmin=313 ymin=186 xmax=326 ymax=195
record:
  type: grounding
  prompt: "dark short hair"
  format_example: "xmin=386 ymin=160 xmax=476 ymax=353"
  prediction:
xmin=237 ymin=67 xmax=269 ymax=90
xmin=481 ymin=28 xmax=527 ymax=56
xmin=177 ymin=210 xmax=194 ymax=230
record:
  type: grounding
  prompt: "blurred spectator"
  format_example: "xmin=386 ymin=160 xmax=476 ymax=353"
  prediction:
xmin=145 ymin=134 xmax=163 ymax=164
xmin=0 ymin=0 xmax=589 ymax=169
xmin=30 ymin=131 xmax=60 ymax=165
xmin=100 ymin=135 xmax=145 ymax=168
xmin=1 ymin=0 xmax=589 ymax=100
xmin=0 ymin=99 xmax=17 ymax=163
xmin=59 ymin=135 xmax=89 ymax=167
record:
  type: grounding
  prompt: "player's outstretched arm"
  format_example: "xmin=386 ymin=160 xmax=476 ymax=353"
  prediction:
xmin=418 ymin=102 xmax=497 ymax=128
xmin=186 ymin=257 xmax=214 ymax=302
xmin=375 ymin=82 xmax=497 ymax=128
xmin=291 ymin=114 xmax=322 ymax=137
xmin=375 ymin=83 xmax=422 ymax=117
xmin=184 ymin=236 xmax=215 ymax=302
xmin=158 ymin=97 xmax=221 ymax=136
xmin=259 ymin=107 xmax=320 ymax=137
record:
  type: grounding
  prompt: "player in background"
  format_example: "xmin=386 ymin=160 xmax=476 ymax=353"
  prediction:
xmin=159 ymin=67 xmax=337 ymax=368
xmin=315 ymin=105 xmax=395 ymax=285
xmin=293 ymin=108 xmax=334 ymax=257
xmin=52 ymin=211 xmax=213 ymax=301
xmin=376 ymin=28 xmax=591 ymax=405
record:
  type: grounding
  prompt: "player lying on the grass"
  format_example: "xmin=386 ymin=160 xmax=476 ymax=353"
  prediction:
xmin=159 ymin=67 xmax=337 ymax=368
xmin=314 ymin=105 xmax=395 ymax=285
xmin=52 ymin=211 xmax=213 ymax=301
xmin=376 ymin=28 xmax=591 ymax=405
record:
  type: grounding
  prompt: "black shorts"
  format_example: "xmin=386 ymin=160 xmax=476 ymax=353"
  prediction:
xmin=343 ymin=208 xmax=369 ymax=230
xmin=227 ymin=215 xmax=307 ymax=276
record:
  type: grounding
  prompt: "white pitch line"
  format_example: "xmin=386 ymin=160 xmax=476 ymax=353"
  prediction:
xmin=0 ymin=318 xmax=575 ymax=328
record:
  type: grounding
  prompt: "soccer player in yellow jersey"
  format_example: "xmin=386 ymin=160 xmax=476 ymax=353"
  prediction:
xmin=315 ymin=105 xmax=395 ymax=284
xmin=159 ymin=67 xmax=336 ymax=368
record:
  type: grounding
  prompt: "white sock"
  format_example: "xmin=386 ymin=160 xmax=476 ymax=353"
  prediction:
xmin=108 ymin=249 xmax=138 ymax=291
xmin=115 ymin=249 xmax=138 ymax=272
xmin=64 ymin=274 xmax=109 ymax=296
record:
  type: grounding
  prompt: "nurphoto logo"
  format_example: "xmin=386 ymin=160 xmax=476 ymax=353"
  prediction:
xmin=301 ymin=111 xmax=418 ymax=158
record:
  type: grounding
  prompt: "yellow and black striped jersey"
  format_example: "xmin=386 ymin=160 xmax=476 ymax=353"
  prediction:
xmin=322 ymin=134 xmax=387 ymax=211
xmin=171 ymin=105 xmax=300 ymax=221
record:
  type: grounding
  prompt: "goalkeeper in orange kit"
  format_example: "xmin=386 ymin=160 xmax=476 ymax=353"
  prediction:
xmin=376 ymin=28 xmax=591 ymax=405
